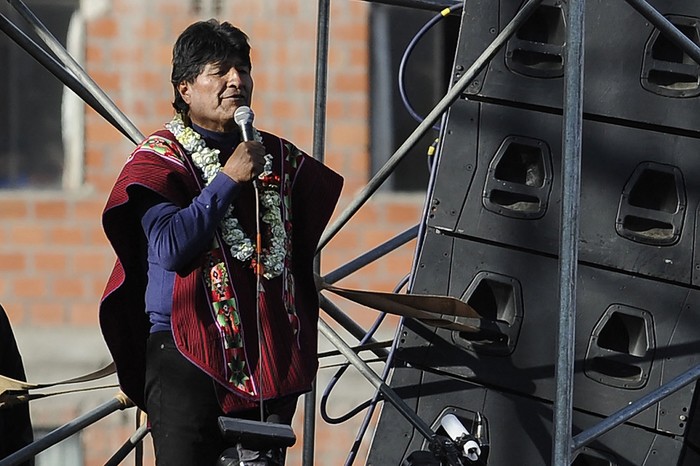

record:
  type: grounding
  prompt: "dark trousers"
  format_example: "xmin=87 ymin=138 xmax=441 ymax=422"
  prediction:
xmin=145 ymin=331 xmax=298 ymax=466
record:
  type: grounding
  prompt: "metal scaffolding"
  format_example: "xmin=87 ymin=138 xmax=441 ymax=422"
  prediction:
xmin=2 ymin=0 xmax=700 ymax=464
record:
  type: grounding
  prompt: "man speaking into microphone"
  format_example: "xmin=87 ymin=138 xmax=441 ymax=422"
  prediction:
xmin=98 ymin=19 xmax=343 ymax=466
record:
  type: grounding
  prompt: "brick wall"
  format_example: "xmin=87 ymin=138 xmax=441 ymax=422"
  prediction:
xmin=0 ymin=1 xmax=424 ymax=464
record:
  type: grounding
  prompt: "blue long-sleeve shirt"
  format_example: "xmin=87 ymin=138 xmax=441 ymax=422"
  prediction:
xmin=139 ymin=125 xmax=241 ymax=333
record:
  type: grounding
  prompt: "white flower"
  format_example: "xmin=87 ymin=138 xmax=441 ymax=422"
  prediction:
xmin=166 ymin=114 xmax=288 ymax=278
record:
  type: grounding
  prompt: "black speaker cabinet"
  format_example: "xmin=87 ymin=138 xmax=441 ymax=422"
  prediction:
xmin=454 ymin=0 xmax=700 ymax=134
xmin=395 ymin=228 xmax=700 ymax=438
xmin=367 ymin=1 xmax=700 ymax=463
xmin=427 ymin=99 xmax=700 ymax=285
xmin=366 ymin=368 xmax=700 ymax=466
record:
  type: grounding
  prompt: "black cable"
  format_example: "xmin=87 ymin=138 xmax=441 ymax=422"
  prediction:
xmin=319 ymin=314 xmax=387 ymax=424
xmin=398 ymin=2 xmax=463 ymax=130
xmin=342 ymin=321 xmax=401 ymax=466
xmin=319 ymin=275 xmax=410 ymax=426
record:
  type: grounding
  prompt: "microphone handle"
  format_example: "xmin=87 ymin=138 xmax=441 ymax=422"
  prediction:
xmin=239 ymin=123 xmax=255 ymax=142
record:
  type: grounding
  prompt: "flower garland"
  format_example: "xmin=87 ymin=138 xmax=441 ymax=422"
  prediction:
xmin=166 ymin=114 xmax=288 ymax=279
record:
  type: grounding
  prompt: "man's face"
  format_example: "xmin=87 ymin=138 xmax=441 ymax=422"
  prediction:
xmin=178 ymin=58 xmax=253 ymax=133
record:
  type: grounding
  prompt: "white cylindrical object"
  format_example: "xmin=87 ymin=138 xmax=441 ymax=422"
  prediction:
xmin=441 ymin=413 xmax=468 ymax=439
xmin=440 ymin=414 xmax=481 ymax=462
xmin=463 ymin=439 xmax=481 ymax=462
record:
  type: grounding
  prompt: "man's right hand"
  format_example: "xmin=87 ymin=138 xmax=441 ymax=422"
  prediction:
xmin=221 ymin=141 xmax=267 ymax=183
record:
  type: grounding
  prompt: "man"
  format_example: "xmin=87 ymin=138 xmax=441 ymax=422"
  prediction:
xmin=99 ymin=20 xmax=343 ymax=465
xmin=0 ymin=305 xmax=34 ymax=466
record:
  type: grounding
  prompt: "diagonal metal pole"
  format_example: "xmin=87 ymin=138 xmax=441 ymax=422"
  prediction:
xmin=322 ymin=225 xmax=418 ymax=284
xmin=7 ymin=0 xmax=144 ymax=143
xmin=0 ymin=393 xmax=133 ymax=466
xmin=552 ymin=0 xmax=585 ymax=464
xmin=318 ymin=319 xmax=440 ymax=446
xmin=103 ymin=422 xmax=150 ymax=466
xmin=0 ymin=12 xmax=138 ymax=144
xmin=318 ymin=0 xmax=544 ymax=251
xmin=319 ymin=295 xmax=390 ymax=359
xmin=571 ymin=364 xmax=700 ymax=453
xmin=622 ymin=0 xmax=700 ymax=66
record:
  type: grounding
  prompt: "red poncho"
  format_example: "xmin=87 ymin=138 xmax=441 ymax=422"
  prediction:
xmin=100 ymin=128 xmax=343 ymax=413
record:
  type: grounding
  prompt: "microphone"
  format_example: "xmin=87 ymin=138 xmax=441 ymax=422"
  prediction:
xmin=234 ymin=105 xmax=255 ymax=141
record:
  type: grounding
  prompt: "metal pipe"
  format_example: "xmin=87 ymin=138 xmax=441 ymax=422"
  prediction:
xmin=319 ymin=295 xmax=389 ymax=359
xmin=302 ymin=378 xmax=316 ymax=466
xmin=552 ymin=0 xmax=585 ymax=464
xmin=8 ymin=0 xmax=144 ymax=143
xmin=0 ymin=393 xmax=132 ymax=466
xmin=103 ymin=422 xmax=150 ymax=466
xmin=358 ymin=0 xmax=459 ymax=11
xmin=0 ymin=13 xmax=138 ymax=144
xmin=318 ymin=0 xmax=544 ymax=251
xmin=306 ymin=0 xmax=332 ymax=463
xmin=312 ymin=0 xmax=331 ymax=168
xmin=135 ymin=409 xmax=146 ymax=466
xmin=318 ymin=319 xmax=437 ymax=442
xmin=571 ymin=364 xmax=700 ymax=452
xmin=323 ymin=225 xmax=419 ymax=284
xmin=622 ymin=0 xmax=700 ymax=66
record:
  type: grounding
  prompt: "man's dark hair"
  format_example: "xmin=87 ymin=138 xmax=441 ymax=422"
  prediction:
xmin=171 ymin=19 xmax=251 ymax=114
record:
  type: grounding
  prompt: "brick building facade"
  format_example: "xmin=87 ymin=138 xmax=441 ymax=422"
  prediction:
xmin=0 ymin=0 xmax=426 ymax=464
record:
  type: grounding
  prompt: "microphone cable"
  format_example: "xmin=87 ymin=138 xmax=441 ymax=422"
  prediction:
xmin=235 ymin=105 xmax=267 ymax=422
xmin=253 ymin=179 xmax=266 ymax=423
